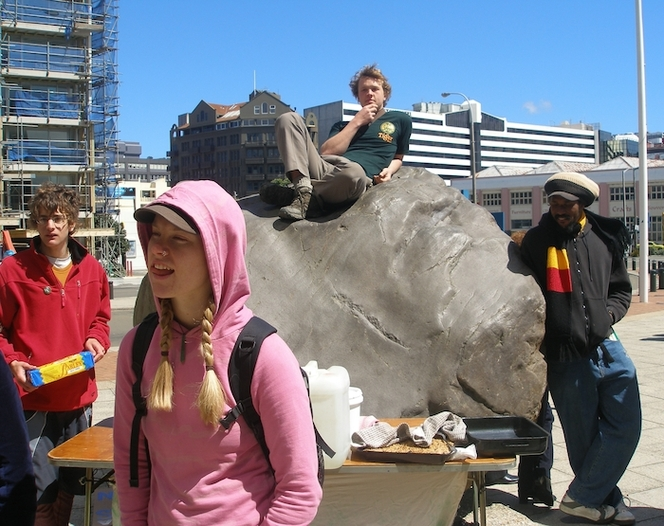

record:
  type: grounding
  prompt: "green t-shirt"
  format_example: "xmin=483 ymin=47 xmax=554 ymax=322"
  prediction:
xmin=328 ymin=110 xmax=412 ymax=178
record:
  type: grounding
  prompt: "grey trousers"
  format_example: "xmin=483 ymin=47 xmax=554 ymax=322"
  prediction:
xmin=275 ymin=112 xmax=372 ymax=205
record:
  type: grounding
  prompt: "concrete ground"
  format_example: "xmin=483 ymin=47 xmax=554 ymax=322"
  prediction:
xmin=72 ymin=277 xmax=664 ymax=525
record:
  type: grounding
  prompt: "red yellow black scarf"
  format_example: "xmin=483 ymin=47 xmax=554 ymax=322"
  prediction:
xmin=546 ymin=214 xmax=586 ymax=293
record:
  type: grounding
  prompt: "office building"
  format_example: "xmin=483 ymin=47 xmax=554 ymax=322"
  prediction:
xmin=115 ymin=141 xmax=169 ymax=183
xmin=169 ymin=90 xmax=292 ymax=197
xmin=449 ymin=156 xmax=664 ymax=243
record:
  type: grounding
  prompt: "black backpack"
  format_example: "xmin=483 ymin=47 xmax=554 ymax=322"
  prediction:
xmin=129 ymin=312 xmax=333 ymax=488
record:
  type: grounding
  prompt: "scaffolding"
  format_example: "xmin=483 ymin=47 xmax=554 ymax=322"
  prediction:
xmin=0 ymin=0 xmax=121 ymax=274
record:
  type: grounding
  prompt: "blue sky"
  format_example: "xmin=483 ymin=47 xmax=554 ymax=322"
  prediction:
xmin=118 ymin=1 xmax=664 ymax=159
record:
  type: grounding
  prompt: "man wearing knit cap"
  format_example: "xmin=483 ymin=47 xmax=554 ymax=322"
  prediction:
xmin=520 ymin=172 xmax=641 ymax=525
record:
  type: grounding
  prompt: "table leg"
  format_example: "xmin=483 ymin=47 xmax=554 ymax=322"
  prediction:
xmin=84 ymin=467 xmax=93 ymax=526
xmin=477 ymin=471 xmax=487 ymax=526
xmin=470 ymin=472 xmax=487 ymax=526
xmin=472 ymin=473 xmax=479 ymax=525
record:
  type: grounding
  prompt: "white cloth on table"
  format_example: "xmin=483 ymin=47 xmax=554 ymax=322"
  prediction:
xmin=352 ymin=411 xmax=467 ymax=448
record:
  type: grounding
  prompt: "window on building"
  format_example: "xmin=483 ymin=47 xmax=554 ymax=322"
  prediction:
xmin=246 ymin=148 xmax=263 ymax=158
xmin=262 ymin=102 xmax=268 ymax=114
xmin=650 ymin=185 xmax=664 ymax=200
xmin=610 ymin=186 xmax=636 ymax=201
xmin=229 ymin=121 xmax=239 ymax=128
xmin=511 ymin=191 xmax=532 ymax=205
xmin=511 ymin=219 xmax=532 ymax=230
xmin=230 ymin=150 xmax=240 ymax=161
xmin=482 ymin=192 xmax=501 ymax=207
xmin=230 ymin=134 xmax=240 ymax=145
xmin=266 ymin=147 xmax=280 ymax=158
xmin=649 ymin=215 xmax=663 ymax=243
xmin=218 ymin=136 xmax=227 ymax=146
xmin=181 ymin=142 xmax=189 ymax=151
xmin=269 ymin=105 xmax=276 ymax=114
xmin=246 ymin=133 xmax=262 ymax=143
xmin=254 ymin=105 xmax=260 ymax=115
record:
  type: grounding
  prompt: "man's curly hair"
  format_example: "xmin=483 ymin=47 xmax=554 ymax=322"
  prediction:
xmin=349 ymin=63 xmax=392 ymax=103
xmin=28 ymin=182 xmax=80 ymax=233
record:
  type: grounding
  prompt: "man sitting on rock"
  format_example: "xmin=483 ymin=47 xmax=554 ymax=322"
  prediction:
xmin=261 ymin=64 xmax=412 ymax=221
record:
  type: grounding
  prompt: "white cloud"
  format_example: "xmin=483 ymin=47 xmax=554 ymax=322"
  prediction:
xmin=523 ymin=100 xmax=552 ymax=114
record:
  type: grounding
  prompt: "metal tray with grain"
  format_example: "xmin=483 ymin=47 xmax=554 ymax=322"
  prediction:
xmin=463 ymin=416 xmax=549 ymax=457
xmin=356 ymin=438 xmax=455 ymax=464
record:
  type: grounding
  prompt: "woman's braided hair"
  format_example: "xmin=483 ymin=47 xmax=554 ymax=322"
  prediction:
xmin=147 ymin=299 xmax=227 ymax=426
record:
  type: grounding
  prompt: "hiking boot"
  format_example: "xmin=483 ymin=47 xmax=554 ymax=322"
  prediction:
xmin=559 ymin=493 xmax=616 ymax=524
xmin=259 ymin=183 xmax=295 ymax=207
xmin=279 ymin=186 xmax=312 ymax=221
xmin=613 ymin=499 xmax=635 ymax=526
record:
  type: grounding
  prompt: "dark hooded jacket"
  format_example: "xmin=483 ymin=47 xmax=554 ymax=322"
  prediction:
xmin=520 ymin=210 xmax=631 ymax=362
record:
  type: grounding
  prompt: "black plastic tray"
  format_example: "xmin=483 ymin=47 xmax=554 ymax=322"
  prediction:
xmin=463 ymin=416 xmax=549 ymax=457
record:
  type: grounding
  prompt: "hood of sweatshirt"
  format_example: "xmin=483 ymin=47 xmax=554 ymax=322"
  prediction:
xmin=137 ymin=180 xmax=252 ymax=338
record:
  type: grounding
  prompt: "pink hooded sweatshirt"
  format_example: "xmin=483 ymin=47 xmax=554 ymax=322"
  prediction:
xmin=113 ymin=181 xmax=322 ymax=525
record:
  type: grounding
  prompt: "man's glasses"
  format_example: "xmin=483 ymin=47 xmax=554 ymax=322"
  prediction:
xmin=35 ymin=215 xmax=68 ymax=227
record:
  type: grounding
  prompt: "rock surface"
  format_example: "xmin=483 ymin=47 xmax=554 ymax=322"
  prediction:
xmin=241 ymin=167 xmax=547 ymax=420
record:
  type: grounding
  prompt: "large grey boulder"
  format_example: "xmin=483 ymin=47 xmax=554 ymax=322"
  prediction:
xmin=241 ymin=167 xmax=546 ymax=420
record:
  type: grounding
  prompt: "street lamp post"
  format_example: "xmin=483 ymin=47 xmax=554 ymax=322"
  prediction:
xmin=442 ymin=92 xmax=479 ymax=204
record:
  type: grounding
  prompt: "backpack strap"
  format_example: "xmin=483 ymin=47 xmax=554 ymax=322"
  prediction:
xmin=300 ymin=367 xmax=335 ymax=486
xmin=129 ymin=311 xmax=159 ymax=488
xmin=219 ymin=316 xmax=276 ymax=463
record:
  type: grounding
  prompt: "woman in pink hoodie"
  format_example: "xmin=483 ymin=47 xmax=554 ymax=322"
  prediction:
xmin=113 ymin=181 xmax=322 ymax=525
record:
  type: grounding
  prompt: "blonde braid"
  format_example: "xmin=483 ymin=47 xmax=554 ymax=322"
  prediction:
xmin=196 ymin=303 xmax=227 ymax=425
xmin=147 ymin=299 xmax=175 ymax=412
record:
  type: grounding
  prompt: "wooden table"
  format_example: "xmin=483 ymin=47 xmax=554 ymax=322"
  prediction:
xmin=48 ymin=419 xmax=114 ymax=526
xmin=48 ymin=417 xmax=515 ymax=526
xmin=338 ymin=418 xmax=516 ymax=526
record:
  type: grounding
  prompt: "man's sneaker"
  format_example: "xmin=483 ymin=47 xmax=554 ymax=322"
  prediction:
xmin=559 ymin=493 xmax=616 ymax=524
xmin=259 ymin=183 xmax=295 ymax=207
xmin=613 ymin=499 xmax=635 ymax=526
xmin=279 ymin=187 xmax=311 ymax=221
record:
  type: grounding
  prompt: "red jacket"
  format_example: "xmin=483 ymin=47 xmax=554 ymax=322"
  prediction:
xmin=0 ymin=236 xmax=111 ymax=411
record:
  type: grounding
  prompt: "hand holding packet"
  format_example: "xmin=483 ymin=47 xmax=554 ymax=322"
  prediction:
xmin=28 ymin=351 xmax=95 ymax=387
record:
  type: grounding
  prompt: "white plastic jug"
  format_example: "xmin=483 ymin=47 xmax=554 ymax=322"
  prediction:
xmin=348 ymin=387 xmax=363 ymax=437
xmin=302 ymin=360 xmax=350 ymax=469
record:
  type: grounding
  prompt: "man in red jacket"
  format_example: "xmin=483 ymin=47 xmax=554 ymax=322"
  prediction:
xmin=0 ymin=183 xmax=111 ymax=526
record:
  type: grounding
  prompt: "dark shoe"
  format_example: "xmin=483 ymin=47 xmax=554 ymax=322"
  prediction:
xmin=279 ymin=187 xmax=312 ymax=221
xmin=485 ymin=471 xmax=518 ymax=486
xmin=259 ymin=183 xmax=295 ymax=207
xmin=518 ymin=476 xmax=555 ymax=507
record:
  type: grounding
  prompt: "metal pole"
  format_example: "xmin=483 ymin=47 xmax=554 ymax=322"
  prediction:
xmin=635 ymin=0 xmax=649 ymax=302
